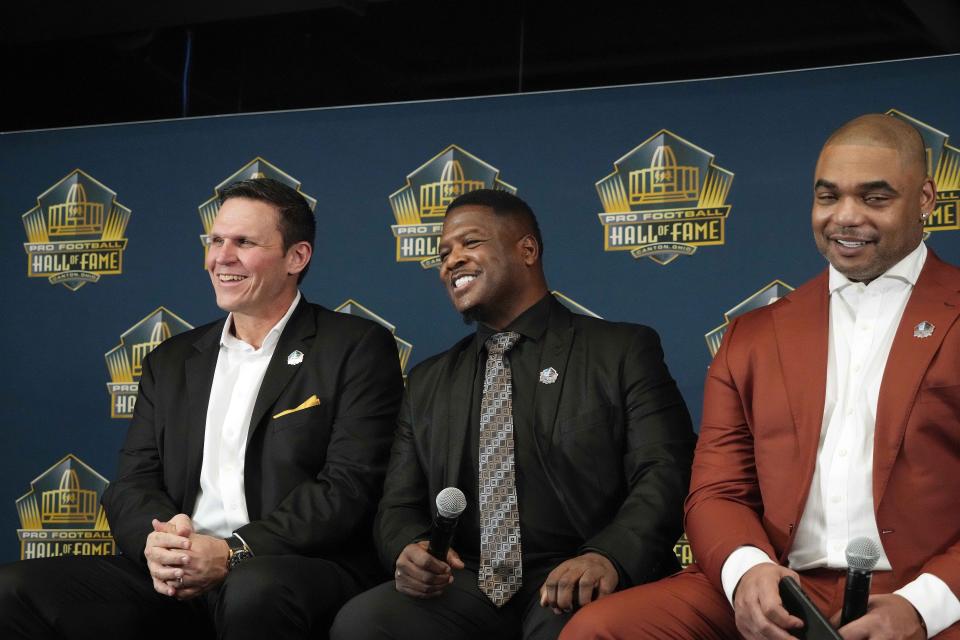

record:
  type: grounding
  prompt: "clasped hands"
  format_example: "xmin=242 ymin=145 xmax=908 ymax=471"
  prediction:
xmin=143 ymin=513 xmax=230 ymax=600
xmin=733 ymin=563 xmax=925 ymax=640
xmin=393 ymin=541 xmax=617 ymax=613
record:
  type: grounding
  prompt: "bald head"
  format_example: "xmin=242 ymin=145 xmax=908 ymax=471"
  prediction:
xmin=824 ymin=113 xmax=928 ymax=177
xmin=812 ymin=113 xmax=937 ymax=283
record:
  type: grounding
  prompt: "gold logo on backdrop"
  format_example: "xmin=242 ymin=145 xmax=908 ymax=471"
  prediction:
xmin=674 ymin=533 xmax=694 ymax=568
xmin=705 ymin=280 xmax=794 ymax=356
xmin=198 ymin=158 xmax=317 ymax=261
xmin=390 ymin=145 xmax=516 ymax=269
xmin=16 ymin=455 xmax=114 ymax=559
xmin=335 ymin=300 xmax=413 ymax=376
xmin=22 ymin=170 xmax=131 ymax=290
xmin=596 ymin=130 xmax=734 ymax=265
xmin=887 ymin=110 xmax=960 ymax=238
xmin=105 ymin=307 xmax=193 ymax=419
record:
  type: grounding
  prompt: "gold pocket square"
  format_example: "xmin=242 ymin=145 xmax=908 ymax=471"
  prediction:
xmin=272 ymin=395 xmax=321 ymax=419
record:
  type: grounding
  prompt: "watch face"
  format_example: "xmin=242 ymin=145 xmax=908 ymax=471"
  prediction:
xmin=228 ymin=548 xmax=252 ymax=570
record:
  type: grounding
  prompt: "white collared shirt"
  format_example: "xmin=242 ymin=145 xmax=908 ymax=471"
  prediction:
xmin=720 ymin=244 xmax=960 ymax=637
xmin=191 ymin=292 xmax=301 ymax=541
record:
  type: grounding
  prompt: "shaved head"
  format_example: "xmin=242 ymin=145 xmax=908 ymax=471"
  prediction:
xmin=824 ymin=113 xmax=928 ymax=177
xmin=812 ymin=113 xmax=937 ymax=283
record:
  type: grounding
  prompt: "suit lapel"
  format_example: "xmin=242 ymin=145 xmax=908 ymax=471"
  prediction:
xmin=444 ymin=342 xmax=477 ymax=488
xmin=182 ymin=322 xmax=223 ymax=512
xmin=873 ymin=253 xmax=960 ymax=504
xmin=533 ymin=299 xmax=575 ymax=451
xmin=772 ymin=271 xmax=830 ymax=525
xmin=246 ymin=299 xmax=317 ymax=445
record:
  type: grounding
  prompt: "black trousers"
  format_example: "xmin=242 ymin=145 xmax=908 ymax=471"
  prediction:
xmin=0 ymin=553 xmax=361 ymax=640
xmin=331 ymin=565 xmax=571 ymax=640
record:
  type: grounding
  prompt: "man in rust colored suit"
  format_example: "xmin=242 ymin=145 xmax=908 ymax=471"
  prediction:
xmin=562 ymin=114 xmax=960 ymax=640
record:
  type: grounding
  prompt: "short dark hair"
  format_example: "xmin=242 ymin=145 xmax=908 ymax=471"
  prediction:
xmin=445 ymin=189 xmax=544 ymax=259
xmin=219 ymin=178 xmax=316 ymax=282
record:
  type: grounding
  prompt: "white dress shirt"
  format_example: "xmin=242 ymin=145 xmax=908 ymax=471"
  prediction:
xmin=191 ymin=292 xmax=301 ymax=542
xmin=720 ymin=244 xmax=960 ymax=637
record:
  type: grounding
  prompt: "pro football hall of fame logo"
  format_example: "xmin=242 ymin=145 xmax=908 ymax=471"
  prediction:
xmin=705 ymin=280 xmax=795 ymax=356
xmin=198 ymin=157 xmax=317 ymax=260
xmin=335 ymin=300 xmax=413 ymax=376
xmin=389 ymin=145 xmax=516 ymax=269
xmin=15 ymin=455 xmax=114 ymax=559
xmin=596 ymin=130 xmax=734 ymax=265
xmin=22 ymin=169 xmax=132 ymax=291
xmin=105 ymin=307 xmax=193 ymax=419
xmin=887 ymin=109 xmax=960 ymax=237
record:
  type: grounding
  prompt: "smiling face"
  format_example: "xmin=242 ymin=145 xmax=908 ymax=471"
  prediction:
xmin=437 ymin=204 xmax=545 ymax=329
xmin=206 ymin=197 xmax=308 ymax=325
xmin=812 ymin=143 xmax=935 ymax=283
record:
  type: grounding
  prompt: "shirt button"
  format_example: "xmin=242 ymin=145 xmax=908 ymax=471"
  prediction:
xmin=846 ymin=408 xmax=855 ymax=417
xmin=839 ymin=449 xmax=848 ymax=457
xmin=853 ymin=364 xmax=861 ymax=373
xmin=831 ymin=496 xmax=841 ymax=504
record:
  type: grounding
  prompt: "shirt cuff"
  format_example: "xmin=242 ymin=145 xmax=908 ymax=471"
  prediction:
xmin=720 ymin=545 xmax=776 ymax=606
xmin=895 ymin=573 xmax=960 ymax=638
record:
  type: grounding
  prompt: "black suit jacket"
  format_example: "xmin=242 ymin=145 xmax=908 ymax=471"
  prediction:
xmin=375 ymin=297 xmax=695 ymax=588
xmin=101 ymin=298 xmax=404 ymax=584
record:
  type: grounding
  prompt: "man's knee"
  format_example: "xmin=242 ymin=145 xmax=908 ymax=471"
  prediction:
xmin=330 ymin=583 xmax=396 ymax=640
xmin=218 ymin=559 xmax=292 ymax=620
xmin=560 ymin=570 xmax=736 ymax=640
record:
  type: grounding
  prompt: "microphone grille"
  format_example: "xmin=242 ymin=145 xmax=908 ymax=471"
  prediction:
xmin=845 ymin=537 xmax=881 ymax=571
xmin=436 ymin=487 xmax=467 ymax=519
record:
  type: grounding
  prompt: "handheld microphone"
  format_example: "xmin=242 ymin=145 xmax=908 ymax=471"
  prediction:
xmin=840 ymin=537 xmax=881 ymax=626
xmin=427 ymin=487 xmax=467 ymax=562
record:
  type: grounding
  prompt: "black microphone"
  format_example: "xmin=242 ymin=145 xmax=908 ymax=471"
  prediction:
xmin=427 ymin=487 xmax=467 ymax=562
xmin=840 ymin=537 xmax=881 ymax=626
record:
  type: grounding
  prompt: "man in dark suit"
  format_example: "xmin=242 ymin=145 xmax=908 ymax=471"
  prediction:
xmin=0 ymin=178 xmax=403 ymax=639
xmin=331 ymin=189 xmax=695 ymax=640
xmin=561 ymin=115 xmax=960 ymax=639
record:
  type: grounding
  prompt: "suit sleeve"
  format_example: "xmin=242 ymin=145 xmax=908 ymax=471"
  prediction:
xmin=373 ymin=382 xmax=433 ymax=572
xmin=236 ymin=323 xmax=403 ymax=556
xmin=581 ymin=326 xmax=696 ymax=587
xmin=683 ymin=317 xmax=777 ymax=591
xmin=100 ymin=350 xmax=180 ymax=566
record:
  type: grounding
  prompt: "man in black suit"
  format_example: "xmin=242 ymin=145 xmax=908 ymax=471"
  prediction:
xmin=331 ymin=189 xmax=695 ymax=640
xmin=0 ymin=178 xmax=403 ymax=639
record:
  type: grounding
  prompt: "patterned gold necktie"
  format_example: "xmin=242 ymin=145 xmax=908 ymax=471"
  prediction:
xmin=478 ymin=331 xmax=522 ymax=607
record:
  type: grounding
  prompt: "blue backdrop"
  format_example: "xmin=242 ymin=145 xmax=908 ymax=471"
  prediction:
xmin=1 ymin=55 xmax=957 ymax=563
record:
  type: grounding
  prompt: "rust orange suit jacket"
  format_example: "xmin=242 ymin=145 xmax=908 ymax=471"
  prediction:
xmin=685 ymin=249 xmax=960 ymax=597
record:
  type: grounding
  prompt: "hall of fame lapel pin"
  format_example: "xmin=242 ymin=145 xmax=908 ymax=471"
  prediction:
xmin=913 ymin=321 xmax=935 ymax=339
xmin=287 ymin=350 xmax=304 ymax=365
xmin=539 ymin=367 xmax=558 ymax=384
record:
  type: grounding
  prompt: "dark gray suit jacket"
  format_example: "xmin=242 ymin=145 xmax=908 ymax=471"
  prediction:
xmin=375 ymin=297 xmax=695 ymax=588
xmin=102 ymin=298 xmax=404 ymax=584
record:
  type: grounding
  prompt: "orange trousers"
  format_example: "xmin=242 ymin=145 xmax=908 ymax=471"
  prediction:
xmin=560 ymin=564 xmax=960 ymax=640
